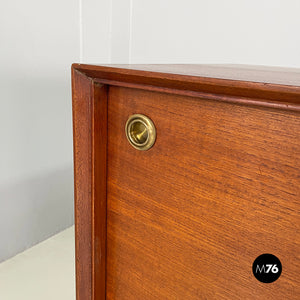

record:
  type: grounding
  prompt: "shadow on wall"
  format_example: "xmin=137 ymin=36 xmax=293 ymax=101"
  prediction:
xmin=0 ymin=165 xmax=74 ymax=262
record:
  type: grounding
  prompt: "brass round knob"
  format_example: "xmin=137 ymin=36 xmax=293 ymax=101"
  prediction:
xmin=125 ymin=114 xmax=156 ymax=151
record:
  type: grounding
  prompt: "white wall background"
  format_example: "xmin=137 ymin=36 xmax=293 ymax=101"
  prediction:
xmin=0 ymin=0 xmax=79 ymax=262
xmin=82 ymin=0 xmax=300 ymax=67
xmin=1 ymin=0 xmax=299 ymax=262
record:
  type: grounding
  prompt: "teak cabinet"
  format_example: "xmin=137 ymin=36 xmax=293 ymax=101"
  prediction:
xmin=72 ymin=64 xmax=300 ymax=300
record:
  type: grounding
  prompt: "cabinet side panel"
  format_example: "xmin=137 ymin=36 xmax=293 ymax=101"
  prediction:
xmin=72 ymin=69 xmax=107 ymax=300
xmin=72 ymin=69 xmax=93 ymax=300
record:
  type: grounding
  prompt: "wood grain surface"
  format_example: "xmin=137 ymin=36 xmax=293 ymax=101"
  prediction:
xmin=80 ymin=64 xmax=300 ymax=86
xmin=72 ymin=69 xmax=94 ymax=300
xmin=72 ymin=64 xmax=300 ymax=300
xmin=73 ymin=63 xmax=300 ymax=109
xmin=106 ymin=86 xmax=300 ymax=299
xmin=92 ymin=82 xmax=107 ymax=300
xmin=72 ymin=69 xmax=107 ymax=300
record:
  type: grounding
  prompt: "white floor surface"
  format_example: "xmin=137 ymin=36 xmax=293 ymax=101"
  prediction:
xmin=0 ymin=226 xmax=75 ymax=300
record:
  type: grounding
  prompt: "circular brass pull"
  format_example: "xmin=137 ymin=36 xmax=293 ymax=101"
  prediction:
xmin=125 ymin=114 xmax=156 ymax=151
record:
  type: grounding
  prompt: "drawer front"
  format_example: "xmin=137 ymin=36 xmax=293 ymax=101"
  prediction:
xmin=106 ymin=86 xmax=299 ymax=299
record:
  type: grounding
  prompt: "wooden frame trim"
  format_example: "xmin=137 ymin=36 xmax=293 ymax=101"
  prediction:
xmin=92 ymin=78 xmax=300 ymax=112
xmin=72 ymin=68 xmax=108 ymax=300
xmin=72 ymin=64 xmax=300 ymax=112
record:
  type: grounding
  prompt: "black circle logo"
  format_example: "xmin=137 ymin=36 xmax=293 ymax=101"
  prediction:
xmin=252 ymin=254 xmax=282 ymax=283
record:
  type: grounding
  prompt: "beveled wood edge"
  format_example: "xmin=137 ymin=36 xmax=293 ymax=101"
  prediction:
xmin=93 ymin=78 xmax=300 ymax=112
xmin=72 ymin=63 xmax=300 ymax=112
xmin=92 ymin=82 xmax=107 ymax=300
xmin=72 ymin=68 xmax=107 ymax=300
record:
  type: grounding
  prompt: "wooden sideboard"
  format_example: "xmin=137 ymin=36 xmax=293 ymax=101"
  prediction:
xmin=72 ymin=64 xmax=300 ymax=300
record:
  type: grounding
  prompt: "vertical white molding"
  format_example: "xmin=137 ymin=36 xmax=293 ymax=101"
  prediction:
xmin=108 ymin=0 xmax=113 ymax=63
xmin=110 ymin=0 xmax=132 ymax=63
xmin=80 ymin=0 xmax=111 ymax=63
xmin=80 ymin=0 xmax=131 ymax=64
xmin=128 ymin=0 xmax=133 ymax=64
xmin=79 ymin=0 xmax=83 ymax=62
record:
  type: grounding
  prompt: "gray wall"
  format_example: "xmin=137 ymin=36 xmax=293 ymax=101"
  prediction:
xmin=0 ymin=167 xmax=74 ymax=262
xmin=0 ymin=0 xmax=79 ymax=262
xmin=82 ymin=0 xmax=300 ymax=67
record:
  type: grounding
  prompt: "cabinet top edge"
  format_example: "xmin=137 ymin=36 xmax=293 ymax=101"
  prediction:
xmin=73 ymin=64 xmax=300 ymax=87
xmin=72 ymin=64 xmax=300 ymax=109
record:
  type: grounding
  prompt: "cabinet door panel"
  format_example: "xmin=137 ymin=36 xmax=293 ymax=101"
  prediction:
xmin=106 ymin=86 xmax=300 ymax=299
